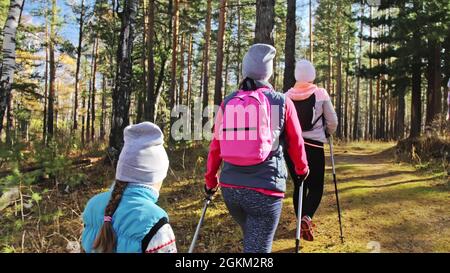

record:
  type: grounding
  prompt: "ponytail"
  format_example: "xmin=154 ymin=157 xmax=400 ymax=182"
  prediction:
xmin=240 ymin=77 xmax=257 ymax=91
xmin=92 ymin=181 xmax=127 ymax=253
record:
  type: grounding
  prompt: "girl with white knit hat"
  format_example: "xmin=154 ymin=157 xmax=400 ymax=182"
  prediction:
xmin=285 ymin=59 xmax=338 ymax=242
xmin=81 ymin=122 xmax=176 ymax=253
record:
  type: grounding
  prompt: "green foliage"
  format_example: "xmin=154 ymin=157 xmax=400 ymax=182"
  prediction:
xmin=1 ymin=245 xmax=16 ymax=253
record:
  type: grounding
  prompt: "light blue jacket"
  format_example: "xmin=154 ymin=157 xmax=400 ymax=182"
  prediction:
xmin=82 ymin=184 xmax=168 ymax=253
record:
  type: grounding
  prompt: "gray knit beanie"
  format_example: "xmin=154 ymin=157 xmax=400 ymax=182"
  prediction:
xmin=242 ymin=43 xmax=276 ymax=81
xmin=116 ymin=122 xmax=169 ymax=184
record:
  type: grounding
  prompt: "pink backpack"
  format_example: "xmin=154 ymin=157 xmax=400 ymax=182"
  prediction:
xmin=217 ymin=88 xmax=273 ymax=166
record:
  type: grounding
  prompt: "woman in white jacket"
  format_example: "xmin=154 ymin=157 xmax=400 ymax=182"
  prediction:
xmin=285 ymin=60 xmax=338 ymax=242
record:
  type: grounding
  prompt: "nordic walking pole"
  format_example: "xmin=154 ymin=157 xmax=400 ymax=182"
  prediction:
xmin=328 ymin=135 xmax=344 ymax=243
xmin=295 ymin=181 xmax=305 ymax=253
xmin=188 ymin=192 xmax=214 ymax=253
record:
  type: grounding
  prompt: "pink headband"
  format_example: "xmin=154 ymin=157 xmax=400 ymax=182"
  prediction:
xmin=104 ymin=216 xmax=112 ymax=222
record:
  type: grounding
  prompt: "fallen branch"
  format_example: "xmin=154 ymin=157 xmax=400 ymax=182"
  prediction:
xmin=0 ymin=159 xmax=91 ymax=178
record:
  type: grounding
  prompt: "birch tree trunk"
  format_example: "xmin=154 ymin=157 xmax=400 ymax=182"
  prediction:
xmin=0 ymin=0 xmax=25 ymax=136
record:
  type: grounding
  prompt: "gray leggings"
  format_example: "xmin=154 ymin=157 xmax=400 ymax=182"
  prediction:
xmin=221 ymin=187 xmax=283 ymax=253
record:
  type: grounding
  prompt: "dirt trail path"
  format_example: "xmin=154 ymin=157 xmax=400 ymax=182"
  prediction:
xmin=166 ymin=142 xmax=449 ymax=253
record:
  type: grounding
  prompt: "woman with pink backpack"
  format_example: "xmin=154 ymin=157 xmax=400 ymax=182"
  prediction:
xmin=204 ymin=44 xmax=309 ymax=253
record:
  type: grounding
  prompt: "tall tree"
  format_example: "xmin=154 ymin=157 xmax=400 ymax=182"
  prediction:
xmin=202 ymin=0 xmax=212 ymax=126
xmin=0 ymin=0 xmax=25 ymax=136
xmin=109 ymin=0 xmax=138 ymax=152
xmin=255 ymin=0 xmax=275 ymax=45
xmin=368 ymin=5 xmax=374 ymax=139
xmin=72 ymin=0 xmax=85 ymax=131
xmin=90 ymin=37 xmax=99 ymax=141
xmin=100 ymin=74 xmax=106 ymax=141
xmin=309 ymin=0 xmax=313 ymax=62
xmin=213 ymin=0 xmax=228 ymax=106
xmin=144 ymin=0 xmax=156 ymax=121
xmin=353 ymin=1 xmax=363 ymax=140
xmin=283 ymin=0 xmax=296 ymax=93
xmin=169 ymin=0 xmax=179 ymax=131
xmin=47 ymin=0 xmax=57 ymax=141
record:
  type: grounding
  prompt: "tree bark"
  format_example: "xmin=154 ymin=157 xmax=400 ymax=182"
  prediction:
xmin=353 ymin=1 xmax=363 ymax=141
xmin=236 ymin=0 xmax=242 ymax=86
xmin=309 ymin=0 xmax=313 ymax=62
xmin=0 ymin=0 xmax=25 ymax=136
xmin=255 ymin=0 xmax=275 ymax=45
xmin=202 ymin=0 xmax=212 ymax=126
xmin=47 ymin=0 xmax=57 ymax=141
xmin=90 ymin=37 xmax=99 ymax=141
xmin=214 ymin=0 xmax=228 ymax=106
xmin=100 ymin=74 xmax=106 ymax=141
xmin=169 ymin=0 xmax=179 ymax=132
xmin=368 ymin=6 xmax=374 ymax=140
xmin=335 ymin=3 xmax=343 ymax=138
xmin=425 ymin=39 xmax=441 ymax=128
xmin=73 ymin=0 xmax=85 ymax=131
xmin=410 ymin=39 xmax=422 ymax=138
xmin=43 ymin=14 xmax=49 ymax=144
xmin=283 ymin=0 xmax=296 ymax=93
xmin=109 ymin=0 xmax=138 ymax=152
xmin=179 ymin=34 xmax=185 ymax=106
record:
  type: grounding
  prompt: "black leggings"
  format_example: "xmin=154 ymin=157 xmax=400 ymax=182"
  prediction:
xmin=285 ymin=144 xmax=325 ymax=219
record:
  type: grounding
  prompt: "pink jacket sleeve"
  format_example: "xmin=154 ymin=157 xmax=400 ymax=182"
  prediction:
xmin=204 ymin=105 xmax=224 ymax=189
xmin=284 ymin=97 xmax=309 ymax=176
xmin=204 ymin=136 xmax=222 ymax=189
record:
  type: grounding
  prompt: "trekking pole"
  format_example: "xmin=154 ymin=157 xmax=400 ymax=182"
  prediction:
xmin=188 ymin=193 xmax=213 ymax=253
xmin=328 ymin=135 xmax=344 ymax=244
xmin=295 ymin=181 xmax=305 ymax=253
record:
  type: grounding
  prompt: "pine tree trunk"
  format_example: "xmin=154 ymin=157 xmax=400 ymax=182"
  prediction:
xmin=73 ymin=0 xmax=84 ymax=131
xmin=169 ymin=0 xmax=179 ymax=132
xmin=186 ymin=35 xmax=193 ymax=129
xmin=214 ymin=0 xmax=228 ymax=106
xmin=43 ymin=18 xmax=49 ymax=144
xmin=90 ymin=37 xmax=99 ymax=141
xmin=145 ymin=0 xmax=157 ymax=122
xmin=335 ymin=3 xmax=343 ymax=138
xmin=47 ymin=0 xmax=57 ymax=141
xmin=202 ymin=0 xmax=212 ymax=126
xmin=109 ymin=0 xmax=138 ymax=152
xmin=396 ymin=88 xmax=405 ymax=139
xmin=344 ymin=36 xmax=350 ymax=140
xmin=236 ymin=0 xmax=242 ymax=86
xmin=86 ymin=77 xmax=91 ymax=143
xmin=368 ymin=6 xmax=374 ymax=140
xmin=0 ymin=0 xmax=25 ymax=136
xmin=179 ymin=34 xmax=185 ymax=106
xmin=283 ymin=0 xmax=296 ymax=93
xmin=255 ymin=0 xmax=275 ymax=45
xmin=100 ymin=75 xmax=106 ymax=141
xmin=425 ymin=39 xmax=441 ymax=128
xmin=309 ymin=0 xmax=313 ymax=62
xmin=353 ymin=1 xmax=363 ymax=141
xmin=410 ymin=47 xmax=422 ymax=138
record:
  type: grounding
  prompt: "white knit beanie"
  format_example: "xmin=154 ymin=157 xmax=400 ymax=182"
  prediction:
xmin=242 ymin=43 xmax=276 ymax=81
xmin=295 ymin=59 xmax=316 ymax=83
xmin=116 ymin=122 xmax=169 ymax=184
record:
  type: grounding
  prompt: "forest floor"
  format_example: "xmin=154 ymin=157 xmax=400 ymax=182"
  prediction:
xmin=0 ymin=141 xmax=448 ymax=253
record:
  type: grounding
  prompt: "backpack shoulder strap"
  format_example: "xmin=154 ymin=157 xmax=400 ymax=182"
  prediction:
xmin=222 ymin=91 xmax=240 ymax=108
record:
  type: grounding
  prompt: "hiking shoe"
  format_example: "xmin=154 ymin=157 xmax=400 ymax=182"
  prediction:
xmin=301 ymin=215 xmax=315 ymax=241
